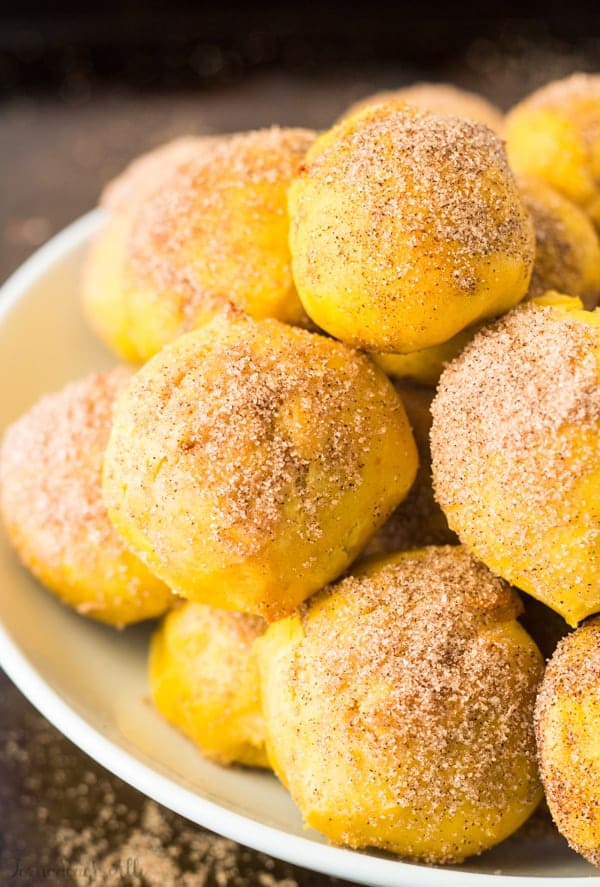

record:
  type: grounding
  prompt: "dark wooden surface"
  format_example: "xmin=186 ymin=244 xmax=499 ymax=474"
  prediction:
xmin=0 ymin=44 xmax=591 ymax=885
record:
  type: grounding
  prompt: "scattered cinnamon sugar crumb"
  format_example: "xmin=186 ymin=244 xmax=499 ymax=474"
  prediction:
xmin=55 ymin=796 xmax=305 ymax=887
xmin=55 ymin=797 xmax=304 ymax=887
xmin=0 ymin=683 xmax=306 ymax=886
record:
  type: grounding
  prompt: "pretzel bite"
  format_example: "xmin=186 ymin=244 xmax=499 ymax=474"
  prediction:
xmin=257 ymin=546 xmax=543 ymax=863
xmin=361 ymin=383 xmax=456 ymax=556
xmin=0 ymin=368 xmax=173 ymax=626
xmin=520 ymin=176 xmax=600 ymax=308
xmin=289 ymin=102 xmax=534 ymax=354
xmin=506 ymin=74 xmax=600 ymax=230
xmin=535 ymin=617 xmax=600 ymax=867
xmin=431 ymin=293 xmax=600 ymax=626
xmin=83 ymin=128 xmax=315 ymax=362
xmin=342 ymin=82 xmax=503 ymax=132
xmin=103 ymin=313 xmax=418 ymax=620
xmin=150 ymin=602 xmax=268 ymax=768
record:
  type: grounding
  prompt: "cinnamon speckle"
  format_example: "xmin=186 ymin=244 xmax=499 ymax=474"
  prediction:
xmin=300 ymin=104 xmax=532 ymax=303
xmin=431 ymin=300 xmax=600 ymax=613
xmin=268 ymin=547 xmax=543 ymax=863
xmin=126 ymin=127 xmax=314 ymax=326
xmin=0 ymin=367 xmax=172 ymax=622
xmin=535 ymin=617 xmax=600 ymax=868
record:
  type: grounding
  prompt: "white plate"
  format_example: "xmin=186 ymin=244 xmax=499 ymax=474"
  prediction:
xmin=0 ymin=212 xmax=597 ymax=887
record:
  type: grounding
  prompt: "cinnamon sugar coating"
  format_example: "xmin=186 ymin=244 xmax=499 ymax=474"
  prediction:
xmin=289 ymin=102 xmax=534 ymax=354
xmin=535 ymin=617 xmax=600 ymax=867
xmin=431 ymin=294 xmax=600 ymax=626
xmin=0 ymin=368 xmax=173 ymax=626
xmin=341 ymin=82 xmax=504 ymax=132
xmin=103 ymin=313 xmax=418 ymax=620
xmin=371 ymin=179 xmax=600 ymax=385
xmin=257 ymin=546 xmax=543 ymax=863
xmin=83 ymin=127 xmax=315 ymax=362
xmin=150 ymin=602 xmax=269 ymax=768
xmin=100 ymin=136 xmax=210 ymax=213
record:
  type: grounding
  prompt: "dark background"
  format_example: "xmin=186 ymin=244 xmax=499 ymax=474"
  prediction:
xmin=0 ymin=2 xmax=597 ymax=884
xmin=2 ymin=0 xmax=600 ymax=98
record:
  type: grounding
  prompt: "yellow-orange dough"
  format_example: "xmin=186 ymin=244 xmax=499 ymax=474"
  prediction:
xmin=103 ymin=313 xmax=418 ymax=620
xmin=520 ymin=176 xmax=600 ymax=308
xmin=289 ymin=102 xmax=534 ymax=354
xmin=83 ymin=137 xmax=218 ymax=364
xmin=150 ymin=602 xmax=268 ymax=768
xmin=342 ymin=82 xmax=504 ymax=132
xmin=431 ymin=294 xmax=600 ymax=626
xmin=0 ymin=368 xmax=173 ymax=626
xmin=535 ymin=617 xmax=600 ymax=867
xmin=506 ymin=74 xmax=600 ymax=230
xmin=372 ymin=325 xmax=479 ymax=387
xmin=257 ymin=546 xmax=543 ymax=863
xmin=374 ymin=175 xmax=600 ymax=382
xmin=83 ymin=128 xmax=315 ymax=362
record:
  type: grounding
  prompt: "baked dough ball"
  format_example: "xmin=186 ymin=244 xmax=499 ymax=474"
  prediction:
xmin=85 ymin=137 xmax=218 ymax=362
xmin=535 ymin=617 xmax=600 ymax=867
xmin=342 ymin=82 xmax=503 ymax=132
xmin=150 ymin=602 xmax=268 ymax=768
xmin=84 ymin=128 xmax=314 ymax=362
xmin=0 ymin=368 xmax=173 ymax=626
xmin=506 ymin=74 xmax=600 ymax=230
xmin=257 ymin=546 xmax=543 ymax=863
xmin=520 ymin=176 xmax=600 ymax=308
xmin=373 ymin=176 xmax=600 ymax=379
xmin=431 ymin=293 xmax=600 ymax=626
xmin=103 ymin=313 xmax=418 ymax=620
xmin=289 ymin=102 xmax=535 ymax=354
xmin=84 ymin=210 xmax=146 ymax=363
xmin=100 ymin=136 xmax=208 ymax=213
xmin=84 ymin=137 xmax=218 ymax=363
xmin=372 ymin=325 xmax=478 ymax=386
xmin=361 ymin=384 xmax=456 ymax=556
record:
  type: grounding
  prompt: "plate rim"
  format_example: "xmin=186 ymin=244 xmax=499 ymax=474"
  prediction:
xmin=0 ymin=211 xmax=597 ymax=887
